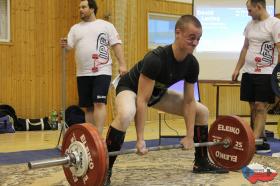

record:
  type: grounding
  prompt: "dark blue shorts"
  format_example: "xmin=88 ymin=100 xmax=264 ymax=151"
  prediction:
xmin=77 ymin=75 xmax=111 ymax=107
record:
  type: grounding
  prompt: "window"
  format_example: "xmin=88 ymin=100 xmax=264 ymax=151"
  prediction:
xmin=148 ymin=13 xmax=179 ymax=49
xmin=0 ymin=0 xmax=10 ymax=42
xmin=193 ymin=0 xmax=275 ymax=80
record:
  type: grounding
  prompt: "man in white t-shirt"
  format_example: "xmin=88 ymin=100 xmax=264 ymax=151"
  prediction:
xmin=61 ymin=0 xmax=127 ymax=134
xmin=232 ymin=0 xmax=280 ymax=153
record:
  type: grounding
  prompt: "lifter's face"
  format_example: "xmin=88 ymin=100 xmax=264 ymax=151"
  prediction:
xmin=79 ymin=1 xmax=94 ymax=21
xmin=175 ymin=23 xmax=202 ymax=54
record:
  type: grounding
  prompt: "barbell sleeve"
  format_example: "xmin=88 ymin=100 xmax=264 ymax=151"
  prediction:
xmin=28 ymin=155 xmax=71 ymax=169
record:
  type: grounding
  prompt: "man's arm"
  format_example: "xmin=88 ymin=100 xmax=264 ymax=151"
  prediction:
xmin=276 ymin=42 xmax=280 ymax=64
xmin=60 ymin=27 xmax=75 ymax=51
xmin=232 ymin=38 xmax=249 ymax=81
xmin=112 ymin=44 xmax=127 ymax=76
xmin=182 ymin=82 xmax=197 ymax=139
xmin=135 ymin=74 xmax=155 ymax=154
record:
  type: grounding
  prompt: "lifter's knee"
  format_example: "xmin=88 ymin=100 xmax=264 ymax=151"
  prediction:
xmin=111 ymin=109 xmax=136 ymax=131
xmin=195 ymin=103 xmax=209 ymax=125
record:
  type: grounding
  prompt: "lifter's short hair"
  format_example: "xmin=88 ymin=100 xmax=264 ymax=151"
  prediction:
xmin=175 ymin=15 xmax=202 ymax=31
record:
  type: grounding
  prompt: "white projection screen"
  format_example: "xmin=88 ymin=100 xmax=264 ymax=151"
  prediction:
xmin=193 ymin=0 xmax=275 ymax=80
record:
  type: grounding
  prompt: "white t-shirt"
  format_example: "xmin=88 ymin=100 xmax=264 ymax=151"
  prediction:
xmin=67 ymin=19 xmax=121 ymax=76
xmin=243 ymin=16 xmax=280 ymax=74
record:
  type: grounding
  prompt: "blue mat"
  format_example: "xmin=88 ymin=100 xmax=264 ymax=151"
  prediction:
xmin=0 ymin=137 xmax=279 ymax=165
xmin=260 ymin=137 xmax=280 ymax=156
xmin=0 ymin=148 xmax=61 ymax=165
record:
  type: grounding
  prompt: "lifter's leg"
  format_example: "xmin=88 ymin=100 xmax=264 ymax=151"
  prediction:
xmin=104 ymin=91 xmax=136 ymax=185
xmin=191 ymin=102 xmax=228 ymax=173
xmin=92 ymin=102 xmax=107 ymax=134
xmin=153 ymin=91 xmax=228 ymax=173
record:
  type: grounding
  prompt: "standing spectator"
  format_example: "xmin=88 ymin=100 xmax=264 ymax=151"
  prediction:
xmin=232 ymin=0 xmax=280 ymax=153
xmin=61 ymin=0 xmax=127 ymax=134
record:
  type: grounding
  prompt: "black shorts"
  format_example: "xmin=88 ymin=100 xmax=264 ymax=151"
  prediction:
xmin=77 ymin=75 xmax=111 ymax=107
xmin=240 ymin=73 xmax=275 ymax=104
xmin=116 ymin=85 xmax=167 ymax=107
xmin=116 ymin=85 xmax=135 ymax=95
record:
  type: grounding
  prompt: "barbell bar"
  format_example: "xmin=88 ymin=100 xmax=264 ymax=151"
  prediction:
xmin=28 ymin=138 xmax=263 ymax=170
xmin=28 ymin=141 xmax=228 ymax=170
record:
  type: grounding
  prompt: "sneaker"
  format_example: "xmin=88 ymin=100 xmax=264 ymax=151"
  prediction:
xmin=193 ymin=158 xmax=229 ymax=174
xmin=103 ymin=168 xmax=112 ymax=186
xmin=256 ymin=142 xmax=271 ymax=153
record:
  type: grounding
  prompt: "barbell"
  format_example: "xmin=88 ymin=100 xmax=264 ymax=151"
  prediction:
xmin=28 ymin=115 xmax=263 ymax=186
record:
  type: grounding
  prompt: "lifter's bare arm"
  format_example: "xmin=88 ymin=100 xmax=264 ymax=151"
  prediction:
xmin=135 ymin=74 xmax=155 ymax=155
xmin=180 ymin=82 xmax=197 ymax=150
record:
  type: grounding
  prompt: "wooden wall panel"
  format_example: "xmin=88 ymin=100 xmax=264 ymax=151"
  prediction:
xmin=199 ymin=83 xmax=216 ymax=116
xmin=0 ymin=0 xmax=106 ymax=119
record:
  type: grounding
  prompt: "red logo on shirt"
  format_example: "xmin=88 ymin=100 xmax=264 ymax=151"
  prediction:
xmin=255 ymin=57 xmax=262 ymax=63
xmin=92 ymin=53 xmax=99 ymax=60
xmin=92 ymin=53 xmax=99 ymax=72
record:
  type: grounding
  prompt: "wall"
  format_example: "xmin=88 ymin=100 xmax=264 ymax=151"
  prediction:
xmin=0 ymin=0 xmax=265 ymax=123
xmin=276 ymin=0 xmax=280 ymax=14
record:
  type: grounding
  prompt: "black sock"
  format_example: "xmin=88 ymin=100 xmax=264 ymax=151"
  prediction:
xmin=250 ymin=115 xmax=254 ymax=130
xmin=106 ymin=126 xmax=126 ymax=169
xmin=193 ymin=125 xmax=208 ymax=162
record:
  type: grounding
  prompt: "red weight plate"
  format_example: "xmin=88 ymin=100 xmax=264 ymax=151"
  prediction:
xmin=61 ymin=123 xmax=108 ymax=186
xmin=208 ymin=116 xmax=255 ymax=171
